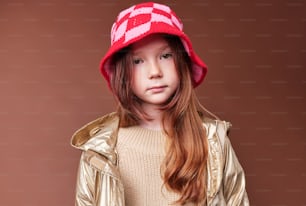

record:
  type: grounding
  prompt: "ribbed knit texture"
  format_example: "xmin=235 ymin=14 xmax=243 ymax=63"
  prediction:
xmin=117 ymin=126 xmax=180 ymax=206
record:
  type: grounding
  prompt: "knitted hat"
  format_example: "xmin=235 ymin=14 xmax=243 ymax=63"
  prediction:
xmin=100 ymin=2 xmax=207 ymax=88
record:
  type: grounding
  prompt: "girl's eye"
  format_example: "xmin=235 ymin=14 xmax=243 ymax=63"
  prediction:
xmin=161 ymin=53 xmax=173 ymax=59
xmin=133 ymin=58 xmax=143 ymax=65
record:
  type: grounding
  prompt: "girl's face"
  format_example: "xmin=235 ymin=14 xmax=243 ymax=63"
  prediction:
xmin=130 ymin=34 xmax=180 ymax=108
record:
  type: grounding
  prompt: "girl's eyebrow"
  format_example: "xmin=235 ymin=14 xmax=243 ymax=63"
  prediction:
xmin=159 ymin=44 xmax=171 ymax=51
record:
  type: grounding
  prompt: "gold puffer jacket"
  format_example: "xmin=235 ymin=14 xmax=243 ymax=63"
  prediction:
xmin=71 ymin=113 xmax=249 ymax=206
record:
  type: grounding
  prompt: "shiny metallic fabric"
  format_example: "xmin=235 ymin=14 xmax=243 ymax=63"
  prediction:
xmin=71 ymin=113 xmax=249 ymax=205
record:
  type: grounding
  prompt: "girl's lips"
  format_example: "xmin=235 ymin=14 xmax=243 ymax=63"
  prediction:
xmin=147 ymin=85 xmax=167 ymax=93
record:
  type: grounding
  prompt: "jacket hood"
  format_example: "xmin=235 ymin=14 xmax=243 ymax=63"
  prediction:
xmin=71 ymin=112 xmax=119 ymax=148
xmin=71 ymin=112 xmax=119 ymax=164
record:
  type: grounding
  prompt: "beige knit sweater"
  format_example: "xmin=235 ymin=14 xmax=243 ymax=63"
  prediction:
xmin=117 ymin=126 xmax=180 ymax=206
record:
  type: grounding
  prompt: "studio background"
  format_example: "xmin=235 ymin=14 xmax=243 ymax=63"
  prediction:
xmin=0 ymin=0 xmax=305 ymax=205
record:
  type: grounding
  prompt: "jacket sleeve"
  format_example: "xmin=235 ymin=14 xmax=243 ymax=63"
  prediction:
xmin=222 ymin=135 xmax=250 ymax=205
xmin=75 ymin=152 xmax=96 ymax=206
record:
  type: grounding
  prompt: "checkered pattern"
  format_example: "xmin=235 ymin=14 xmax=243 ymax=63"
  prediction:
xmin=111 ymin=3 xmax=182 ymax=45
xmin=100 ymin=2 xmax=207 ymax=88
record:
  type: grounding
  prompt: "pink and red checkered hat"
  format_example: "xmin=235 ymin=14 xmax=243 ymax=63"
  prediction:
xmin=100 ymin=2 xmax=207 ymax=87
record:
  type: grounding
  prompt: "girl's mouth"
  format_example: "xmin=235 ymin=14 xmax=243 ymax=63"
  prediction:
xmin=147 ymin=85 xmax=167 ymax=93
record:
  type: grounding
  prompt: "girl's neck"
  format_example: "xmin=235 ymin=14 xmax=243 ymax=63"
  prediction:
xmin=140 ymin=119 xmax=162 ymax=131
xmin=139 ymin=104 xmax=163 ymax=131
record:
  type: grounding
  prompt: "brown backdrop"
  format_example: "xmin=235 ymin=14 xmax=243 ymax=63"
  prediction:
xmin=1 ymin=0 xmax=305 ymax=205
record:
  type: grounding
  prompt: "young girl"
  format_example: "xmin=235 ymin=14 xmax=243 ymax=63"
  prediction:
xmin=71 ymin=2 xmax=249 ymax=206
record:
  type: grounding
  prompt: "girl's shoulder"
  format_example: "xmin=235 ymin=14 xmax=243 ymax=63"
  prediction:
xmin=71 ymin=112 xmax=120 ymax=173
xmin=202 ymin=117 xmax=232 ymax=151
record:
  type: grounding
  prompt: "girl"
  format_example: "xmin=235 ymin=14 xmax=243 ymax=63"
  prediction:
xmin=71 ymin=2 xmax=249 ymax=206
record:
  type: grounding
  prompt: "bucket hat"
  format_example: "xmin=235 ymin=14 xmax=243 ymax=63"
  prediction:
xmin=100 ymin=2 xmax=207 ymax=87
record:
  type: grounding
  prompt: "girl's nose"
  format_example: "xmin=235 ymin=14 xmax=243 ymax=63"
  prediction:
xmin=148 ymin=61 xmax=163 ymax=79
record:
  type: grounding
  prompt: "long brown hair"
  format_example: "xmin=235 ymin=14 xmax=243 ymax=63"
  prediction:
xmin=110 ymin=34 xmax=212 ymax=204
